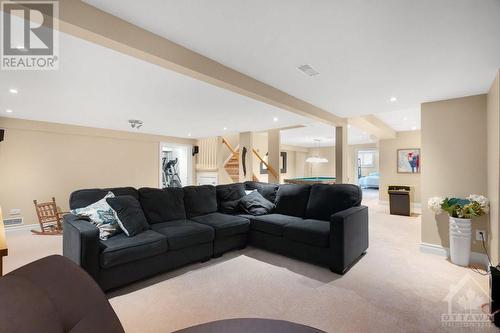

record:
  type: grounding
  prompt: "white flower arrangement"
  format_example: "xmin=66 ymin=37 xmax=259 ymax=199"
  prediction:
xmin=467 ymin=194 xmax=489 ymax=214
xmin=428 ymin=194 xmax=489 ymax=218
xmin=428 ymin=196 xmax=445 ymax=213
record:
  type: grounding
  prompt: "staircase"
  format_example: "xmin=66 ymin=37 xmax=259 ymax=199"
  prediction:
xmin=221 ymin=138 xmax=261 ymax=183
xmin=224 ymin=152 xmax=240 ymax=182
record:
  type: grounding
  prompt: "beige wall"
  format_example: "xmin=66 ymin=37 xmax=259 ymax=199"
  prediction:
xmin=379 ymin=131 xmax=421 ymax=203
xmin=0 ymin=117 xmax=195 ymax=227
xmin=487 ymin=71 xmax=500 ymax=263
xmin=421 ymin=95 xmax=488 ymax=254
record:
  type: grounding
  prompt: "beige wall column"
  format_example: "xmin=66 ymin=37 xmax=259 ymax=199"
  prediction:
xmin=487 ymin=70 xmax=500 ymax=264
xmin=238 ymin=132 xmax=254 ymax=182
xmin=421 ymin=95 xmax=488 ymax=254
xmin=335 ymin=126 xmax=348 ymax=183
xmin=268 ymin=129 xmax=281 ymax=184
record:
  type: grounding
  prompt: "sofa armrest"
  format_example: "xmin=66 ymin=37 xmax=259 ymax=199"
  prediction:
xmin=329 ymin=205 xmax=369 ymax=274
xmin=63 ymin=214 xmax=100 ymax=280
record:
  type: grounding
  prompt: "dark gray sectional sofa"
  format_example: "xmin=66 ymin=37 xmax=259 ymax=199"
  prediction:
xmin=63 ymin=181 xmax=368 ymax=291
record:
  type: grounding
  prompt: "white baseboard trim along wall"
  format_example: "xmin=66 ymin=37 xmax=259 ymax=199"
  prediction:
xmin=419 ymin=242 xmax=490 ymax=267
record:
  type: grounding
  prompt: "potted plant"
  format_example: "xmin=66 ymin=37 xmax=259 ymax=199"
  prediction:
xmin=428 ymin=194 xmax=489 ymax=266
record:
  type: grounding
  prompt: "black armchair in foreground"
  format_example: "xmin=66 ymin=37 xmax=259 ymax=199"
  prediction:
xmin=0 ymin=255 xmax=124 ymax=333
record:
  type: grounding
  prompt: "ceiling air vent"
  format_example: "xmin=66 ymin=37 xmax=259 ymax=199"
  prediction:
xmin=297 ymin=64 xmax=320 ymax=77
xmin=3 ymin=217 xmax=23 ymax=227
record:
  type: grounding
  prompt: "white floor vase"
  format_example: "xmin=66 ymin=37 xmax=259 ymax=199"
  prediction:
xmin=449 ymin=217 xmax=472 ymax=266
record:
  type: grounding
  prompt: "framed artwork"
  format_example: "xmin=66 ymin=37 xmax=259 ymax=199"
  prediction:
xmin=397 ymin=149 xmax=420 ymax=173
xmin=260 ymin=152 xmax=287 ymax=174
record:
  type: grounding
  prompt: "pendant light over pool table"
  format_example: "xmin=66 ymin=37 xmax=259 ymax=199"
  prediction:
xmin=306 ymin=139 xmax=329 ymax=163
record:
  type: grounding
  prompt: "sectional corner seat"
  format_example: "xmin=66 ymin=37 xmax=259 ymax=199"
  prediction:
xmin=63 ymin=182 xmax=369 ymax=291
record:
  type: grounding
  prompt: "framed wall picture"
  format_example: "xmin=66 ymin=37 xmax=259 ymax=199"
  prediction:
xmin=397 ymin=149 xmax=420 ymax=173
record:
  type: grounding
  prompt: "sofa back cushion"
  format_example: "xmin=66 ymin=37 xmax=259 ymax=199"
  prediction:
xmin=183 ymin=185 xmax=217 ymax=218
xmin=138 ymin=187 xmax=186 ymax=224
xmin=305 ymin=184 xmax=362 ymax=221
xmin=216 ymin=183 xmax=246 ymax=214
xmin=69 ymin=187 xmax=138 ymax=210
xmin=274 ymin=184 xmax=311 ymax=217
xmin=244 ymin=181 xmax=279 ymax=203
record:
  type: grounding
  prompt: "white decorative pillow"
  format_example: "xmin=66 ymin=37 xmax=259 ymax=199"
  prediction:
xmin=71 ymin=192 xmax=122 ymax=240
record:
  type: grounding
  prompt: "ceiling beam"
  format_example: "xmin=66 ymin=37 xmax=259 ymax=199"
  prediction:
xmin=348 ymin=115 xmax=396 ymax=140
xmin=19 ymin=0 xmax=346 ymax=127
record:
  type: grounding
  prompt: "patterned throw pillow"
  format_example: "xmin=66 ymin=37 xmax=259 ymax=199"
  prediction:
xmin=71 ymin=192 xmax=122 ymax=240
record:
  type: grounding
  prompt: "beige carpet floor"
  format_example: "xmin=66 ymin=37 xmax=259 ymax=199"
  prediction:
xmin=3 ymin=190 xmax=496 ymax=332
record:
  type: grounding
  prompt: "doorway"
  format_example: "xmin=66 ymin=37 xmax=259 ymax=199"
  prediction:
xmin=159 ymin=143 xmax=192 ymax=188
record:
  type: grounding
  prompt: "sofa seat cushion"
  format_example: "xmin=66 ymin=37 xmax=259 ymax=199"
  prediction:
xmin=100 ymin=230 xmax=168 ymax=269
xmin=249 ymin=214 xmax=303 ymax=236
xmin=283 ymin=219 xmax=330 ymax=248
xmin=151 ymin=220 xmax=215 ymax=250
xmin=191 ymin=213 xmax=250 ymax=238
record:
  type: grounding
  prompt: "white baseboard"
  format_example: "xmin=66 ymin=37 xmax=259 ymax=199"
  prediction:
xmin=5 ymin=223 xmax=38 ymax=232
xmin=419 ymin=242 xmax=490 ymax=267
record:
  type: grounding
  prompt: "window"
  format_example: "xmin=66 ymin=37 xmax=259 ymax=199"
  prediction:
xmin=358 ymin=150 xmax=374 ymax=167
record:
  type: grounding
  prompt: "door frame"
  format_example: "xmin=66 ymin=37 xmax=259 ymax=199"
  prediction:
xmin=159 ymin=142 xmax=193 ymax=188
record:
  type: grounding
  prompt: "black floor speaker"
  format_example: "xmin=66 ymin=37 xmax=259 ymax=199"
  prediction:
xmin=490 ymin=265 xmax=500 ymax=327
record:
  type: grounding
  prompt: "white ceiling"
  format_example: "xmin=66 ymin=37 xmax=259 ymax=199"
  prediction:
xmin=280 ymin=123 xmax=375 ymax=148
xmin=376 ymin=107 xmax=421 ymax=131
xmin=0 ymin=28 xmax=310 ymax=139
xmin=85 ymin=0 xmax=500 ymax=119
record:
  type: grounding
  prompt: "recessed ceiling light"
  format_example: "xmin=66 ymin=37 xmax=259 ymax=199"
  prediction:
xmin=403 ymin=117 xmax=408 ymax=121
xmin=297 ymin=64 xmax=320 ymax=77
xmin=390 ymin=96 xmax=397 ymax=102
xmin=187 ymin=133 xmax=192 ymax=137
xmin=9 ymin=88 xmax=18 ymax=94
xmin=223 ymin=127 xmax=227 ymax=131
xmin=6 ymin=109 xmax=13 ymax=113
xmin=273 ymin=117 xmax=278 ymax=122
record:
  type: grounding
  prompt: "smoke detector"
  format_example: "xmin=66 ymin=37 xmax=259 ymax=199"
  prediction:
xmin=297 ymin=64 xmax=320 ymax=77
xmin=128 ymin=119 xmax=143 ymax=129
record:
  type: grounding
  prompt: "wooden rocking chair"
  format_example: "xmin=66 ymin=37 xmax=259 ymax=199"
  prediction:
xmin=31 ymin=197 xmax=68 ymax=235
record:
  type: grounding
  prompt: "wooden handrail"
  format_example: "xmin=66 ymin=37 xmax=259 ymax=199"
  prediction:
xmin=222 ymin=137 xmax=238 ymax=155
xmin=0 ymin=207 xmax=8 ymax=276
xmin=252 ymin=148 xmax=278 ymax=179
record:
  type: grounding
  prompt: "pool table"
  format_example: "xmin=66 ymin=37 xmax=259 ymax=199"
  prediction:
xmin=283 ymin=177 xmax=336 ymax=185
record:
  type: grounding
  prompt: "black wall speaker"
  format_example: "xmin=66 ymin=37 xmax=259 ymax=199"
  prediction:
xmin=192 ymin=145 xmax=199 ymax=156
xmin=0 ymin=129 xmax=4 ymax=142
xmin=491 ymin=266 xmax=500 ymax=327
